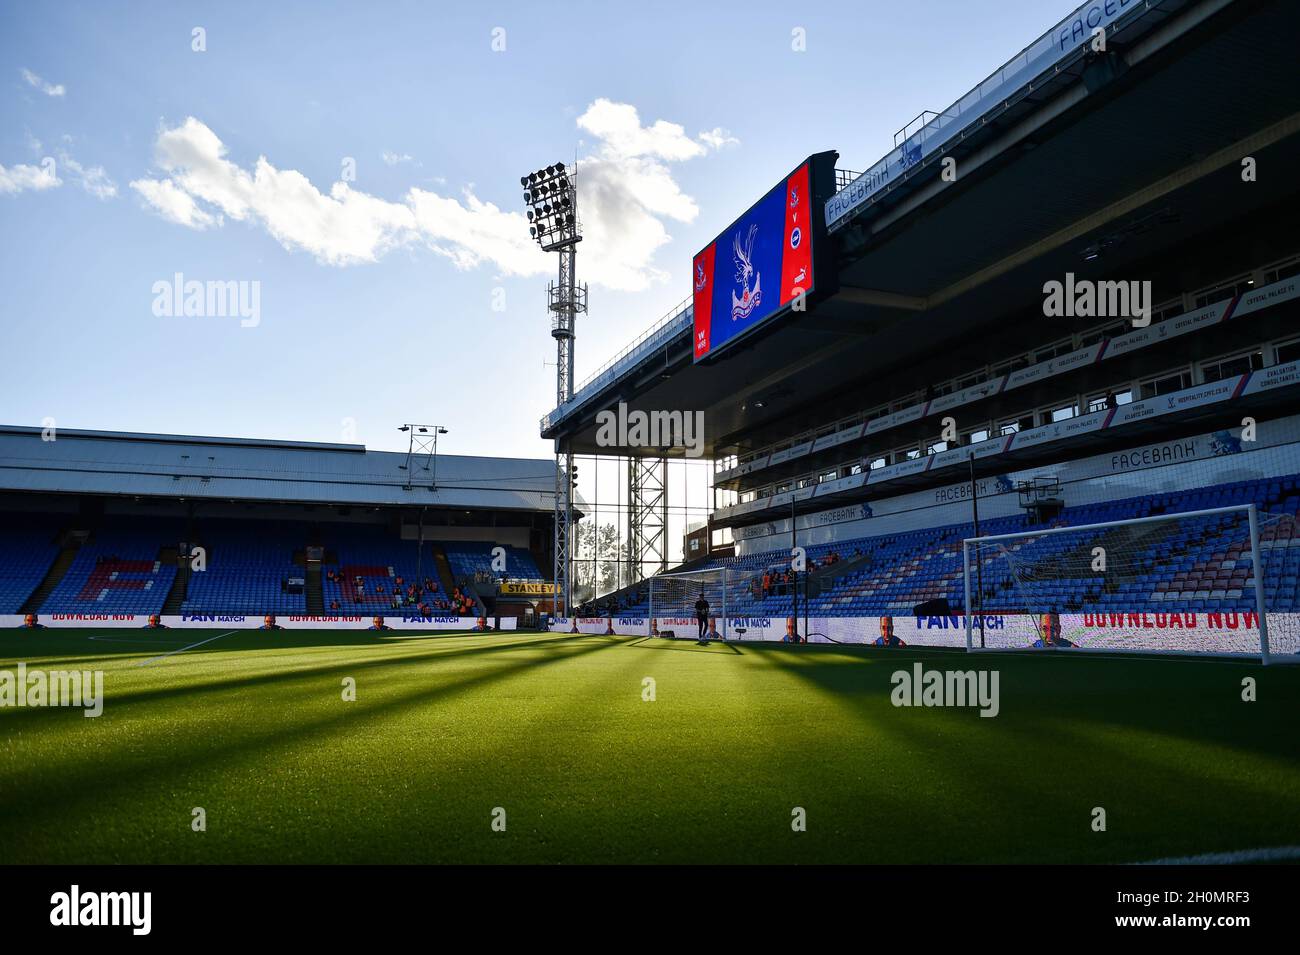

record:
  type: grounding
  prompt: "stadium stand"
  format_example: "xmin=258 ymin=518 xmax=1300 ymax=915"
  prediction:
xmin=2 ymin=472 xmax=1294 ymax=622
xmin=181 ymin=521 xmax=306 ymax=615
xmin=617 ymin=475 xmax=1300 ymax=619
xmin=320 ymin=525 xmax=439 ymax=613
xmin=442 ymin=541 xmax=544 ymax=584
xmin=318 ymin=526 xmax=493 ymax=616
xmin=40 ymin=521 xmax=180 ymax=615
xmin=0 ymin=518 xmax=62 ymax=613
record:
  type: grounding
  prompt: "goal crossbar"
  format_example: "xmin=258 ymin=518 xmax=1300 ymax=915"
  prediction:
xmin=646 ymin=567 xmax=729 ymax=639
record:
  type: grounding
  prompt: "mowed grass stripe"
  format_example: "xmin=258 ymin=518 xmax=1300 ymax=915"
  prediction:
xmin=0 ymin=630 xmax=1297 ymax=863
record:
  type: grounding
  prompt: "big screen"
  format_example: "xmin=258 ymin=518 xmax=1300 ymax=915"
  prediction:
xmin=692 ymin=160 xmax=813 ymax=362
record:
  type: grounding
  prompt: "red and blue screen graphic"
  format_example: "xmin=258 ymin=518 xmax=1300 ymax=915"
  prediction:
xmin=693 ymin=162 xmax=812 ymax=361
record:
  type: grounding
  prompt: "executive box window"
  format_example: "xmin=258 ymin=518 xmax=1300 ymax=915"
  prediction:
xmin=1276 ymin=339 xmax=1300 ymax=365
xmin=999 ymin=413 xmax=1036 ymax=436
xmin=1034 ymin=340 xmax=1074 ymax=363
xmin=1138 ymin=369 xmax=1193 ymax=399
xmin=1049 ymin=402 xmax=1077 ymax=423
xmin=1201 ymin=350 xmax=1263 ymax=383
xmin=1086 ymin=389 xmax=1133 ymax=412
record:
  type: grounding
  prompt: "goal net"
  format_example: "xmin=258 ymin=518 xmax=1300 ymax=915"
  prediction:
xmin=962 ymin=503 xmax=1298 ymax=663
xmin=647 ymin=568 xmax=729 ymax=639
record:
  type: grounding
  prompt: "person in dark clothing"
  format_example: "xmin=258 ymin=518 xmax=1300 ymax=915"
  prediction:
xmin=694 ymin=596 xmax=710 ymax=642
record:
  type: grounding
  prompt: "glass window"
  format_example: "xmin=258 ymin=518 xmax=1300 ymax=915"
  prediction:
xmin=1201 ymin=351 xmax=1263 ymax=383
xmin=1138 ymin=370 xmax=1192 ymax=399
xmin=1276 ymin=339 xmax=1300 ymax=365
xmin=999 ymin=413 xmax=1035 ymax=436
xmin=1086 ymin=389 xmax=1132 ymax=412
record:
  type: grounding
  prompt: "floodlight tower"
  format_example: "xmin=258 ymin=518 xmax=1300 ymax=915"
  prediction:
xmin=397 ymin=423 xmax=449 ymax=490
xmin=398 ymin=423 xmax=448 ymax=588
xmin=521 ymin=162 xmax=586 ymax=617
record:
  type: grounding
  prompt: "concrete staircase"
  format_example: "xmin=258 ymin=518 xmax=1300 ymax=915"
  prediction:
xmin=161 ymin=545 xmax=189 ymax=614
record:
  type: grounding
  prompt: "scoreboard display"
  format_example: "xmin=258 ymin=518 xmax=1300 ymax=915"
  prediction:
xmin=691 ymin=152 xmax=835 ymax=362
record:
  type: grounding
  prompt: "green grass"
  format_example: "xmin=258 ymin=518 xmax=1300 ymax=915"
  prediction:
xmin=0 ymin=627 xmax=1297 ymax=864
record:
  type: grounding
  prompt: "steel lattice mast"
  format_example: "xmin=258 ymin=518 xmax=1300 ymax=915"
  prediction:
xmin=521 ymin=161 xmax=586 ymax=617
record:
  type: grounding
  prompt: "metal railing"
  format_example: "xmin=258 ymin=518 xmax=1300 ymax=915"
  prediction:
xmin=825 ymin=0 xmax=1169 ymax=228
xmin=540 ymin=295 xmax=693 ymax=432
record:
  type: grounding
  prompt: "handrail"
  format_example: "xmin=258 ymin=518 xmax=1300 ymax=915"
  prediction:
xmin=540 ymin=295 xmax=692 ymax=431
xmin=826 ymin=0 xmax=1167 ymax=229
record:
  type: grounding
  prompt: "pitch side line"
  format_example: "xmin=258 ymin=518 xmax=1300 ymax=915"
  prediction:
xmin=1133 ymin=845 xmax=1300 ymax=865
xmin=134 ymin=630 xmax=238 ymax=667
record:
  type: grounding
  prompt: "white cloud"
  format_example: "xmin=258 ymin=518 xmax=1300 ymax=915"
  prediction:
xmin=0 ymin=160 xmax=60 ymax=195
xmin=21 ymin=68 xmax=65 ymax=98
xmin=577 ymin=98 xmax=705 ymax=161
xmin=699 ymin=127 xmax=740 ymax=150
xmin=381 ymin=151 xmax=416 ymax=166
xmin=59 ymin=152 xmax=117 ymax=199
xmin=130 ymin=178 xmax=219 ymax=229
xmin=571 ymin=99 xmax=734 ymax=291
xmin=2 ymin=148 xmax=116 ymax=200
xmin=131 ymin=101 xmax=729 ymax=289
xmin=407 ymin=187 xmax=545 ymax=275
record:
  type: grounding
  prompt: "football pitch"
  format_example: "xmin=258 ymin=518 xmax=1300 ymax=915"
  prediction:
xmin=1 ymin=628 xmax=1297 ymax=865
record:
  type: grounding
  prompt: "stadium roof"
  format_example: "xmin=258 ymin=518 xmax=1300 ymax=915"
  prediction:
xmin=541 ymin=0 xmax=1300 ymax=458
xmin=0 ymin=425 xmax=558 ymax=512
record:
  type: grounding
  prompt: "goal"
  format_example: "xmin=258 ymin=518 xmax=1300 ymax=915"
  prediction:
xmin=647 ymin=567 xmax=729 ymax=639
xmin=961 ymin=503 xmax=1297 ymax=664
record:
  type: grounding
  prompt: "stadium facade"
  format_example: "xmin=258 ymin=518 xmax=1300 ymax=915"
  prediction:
xmin=541 ymin=0 xmax=1300 ymax=659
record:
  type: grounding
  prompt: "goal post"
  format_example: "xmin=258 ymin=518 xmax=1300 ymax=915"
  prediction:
xmin=647 ymin=567 xmax=729 ymax=639
xmin=961 ymin=503 xmax=1296 ymax=664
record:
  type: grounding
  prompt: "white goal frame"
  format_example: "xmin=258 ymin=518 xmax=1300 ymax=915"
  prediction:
xmin=646 ymin=567 xmax=729 ymax=639
xmin=961 ymin=503 xmax=1284 ymax=664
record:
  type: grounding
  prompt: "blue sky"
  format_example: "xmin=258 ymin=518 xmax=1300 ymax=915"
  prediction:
xmin=1 ymin=0 xmax=1067 ymax=459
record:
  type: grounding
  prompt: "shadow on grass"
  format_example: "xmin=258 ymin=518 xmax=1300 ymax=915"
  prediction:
xmin=0 ymin=633 xmax=599 ymax=722
xmin=0 ymin=633 xmax=623 ymax=827
xmin=624 ymin=636 xmax=743 ymax=655
xmin=756 ymin=642 xmax=1300 ymax=861
xmin=0 ymin=626 xmax=534 ymax=661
